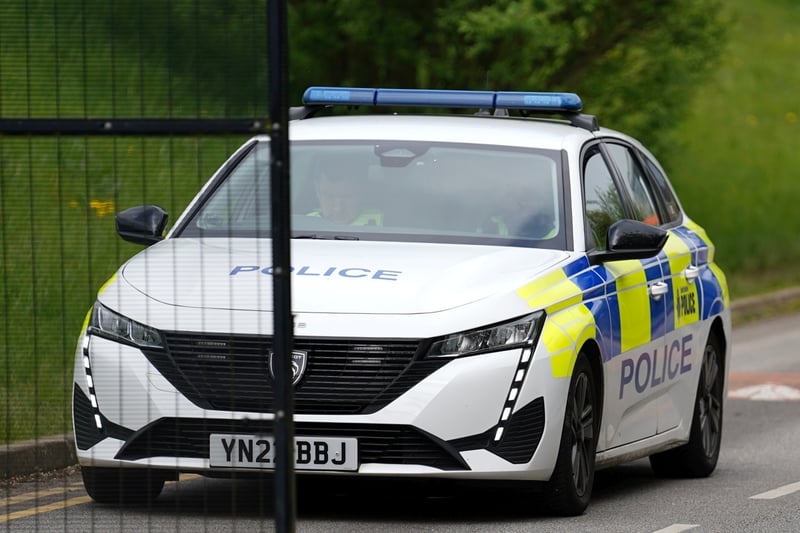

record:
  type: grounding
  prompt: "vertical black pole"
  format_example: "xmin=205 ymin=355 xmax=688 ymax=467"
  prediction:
xmin=267 ymin=0 xmax=295 ymax=531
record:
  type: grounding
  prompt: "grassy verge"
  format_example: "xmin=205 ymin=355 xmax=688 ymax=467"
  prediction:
xmin=666 ymin=0 xmax=800 ymax=299
xmin=0 ymin=1 xmax=251 ymax=443
xmin=0 ymin=136 xmax=247 ymax=443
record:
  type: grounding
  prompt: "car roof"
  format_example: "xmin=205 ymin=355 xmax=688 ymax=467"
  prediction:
xmin=279 ymin=114 xmax=599 ymax=152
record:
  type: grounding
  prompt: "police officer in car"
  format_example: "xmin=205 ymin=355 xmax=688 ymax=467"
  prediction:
xmin=306 ymin=157 xmax=383 ymax=226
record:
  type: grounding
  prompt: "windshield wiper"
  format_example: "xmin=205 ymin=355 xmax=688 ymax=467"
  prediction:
xmin=293 ymin=233 xmax=360 ymax=240
xmin=292 ymin=233 xmax=360 ymax=241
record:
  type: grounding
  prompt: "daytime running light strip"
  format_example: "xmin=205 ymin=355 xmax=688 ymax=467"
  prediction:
xmin=82 ymin=334 xmax=103 ymax=430
xmin=493 ymin=346 xmax=534 ymax=443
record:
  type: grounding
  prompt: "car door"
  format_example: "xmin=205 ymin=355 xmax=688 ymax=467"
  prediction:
xmin=604 ymin=142 xmax=706 ymax=435
xmin=583 ymin=142 xmax=669 ymax=451
xmin=637 ymin=150 xmax=709 ymax=433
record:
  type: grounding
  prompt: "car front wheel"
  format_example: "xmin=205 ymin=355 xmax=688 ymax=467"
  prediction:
xmin=543 ymin=353 xmax=597 ymax=516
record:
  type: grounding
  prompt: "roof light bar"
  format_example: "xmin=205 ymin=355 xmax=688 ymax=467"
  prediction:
xmin=303 ymin=86 xmax=583 ymax=112
xmin=378 ymin=89 xmax=496 ymax=108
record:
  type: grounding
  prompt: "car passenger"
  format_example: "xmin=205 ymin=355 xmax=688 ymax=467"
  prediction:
xmin=480 ymin=174 xmax=556 ymax=239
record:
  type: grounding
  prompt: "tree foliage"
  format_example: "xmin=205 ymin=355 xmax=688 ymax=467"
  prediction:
xmin=97 ymin=0 xmax=269 ymax=116
xmin=99 ymin=0 xmax=726 ymax=155
xmin=287 ymin=0 xmax=726 ymax=155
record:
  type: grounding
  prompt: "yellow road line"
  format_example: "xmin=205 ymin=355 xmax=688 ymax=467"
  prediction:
xmin=0 ymin=495 xmax=93 ymax=524
xmin=0 ymin=473 xmax=200 ymax=524
xmin=0 ymin=483 xmax=84 ymax=507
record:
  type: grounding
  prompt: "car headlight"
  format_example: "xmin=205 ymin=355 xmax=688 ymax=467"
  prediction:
xmin=427 ymin=311 xmax=544 ymax=358
xmin=90 ymin=302 xmax=164 ymax=348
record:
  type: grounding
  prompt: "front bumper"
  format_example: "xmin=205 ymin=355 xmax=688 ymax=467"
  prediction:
xmin=73 ymin=331 xmax=569 ymax=480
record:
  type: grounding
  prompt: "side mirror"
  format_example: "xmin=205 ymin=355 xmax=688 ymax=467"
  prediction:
xmin=116 ymin=205 xmax=169 ymax=246
xmin=590 ymin=219 xmax=667 ymax=265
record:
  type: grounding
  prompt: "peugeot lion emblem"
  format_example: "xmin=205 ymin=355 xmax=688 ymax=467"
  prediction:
xmin=268 ymin=350 xmax=308 ymax=385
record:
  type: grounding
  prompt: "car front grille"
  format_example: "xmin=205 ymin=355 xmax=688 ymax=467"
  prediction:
xmin=142 ymin=332 xmax=448 ymax=415
xmin=115 ymin=417 xmax=468 ymax=471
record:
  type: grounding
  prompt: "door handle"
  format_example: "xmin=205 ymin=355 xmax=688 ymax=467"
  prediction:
xmin=684 ymin=265 xmax=700 ymax=283
xmin=649 ymin=281 xmax=669 ymax=299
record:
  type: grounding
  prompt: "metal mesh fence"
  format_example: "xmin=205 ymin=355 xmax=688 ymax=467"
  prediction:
xmin=1 ymin=1 xmax=279 ymax=529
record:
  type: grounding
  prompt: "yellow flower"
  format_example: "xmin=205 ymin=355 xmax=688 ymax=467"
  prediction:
xmin=90 ymin=200 xmax=115 ymax=217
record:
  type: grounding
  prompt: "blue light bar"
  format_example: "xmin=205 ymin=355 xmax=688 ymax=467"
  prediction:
xmin=302 ymin=86 xmax=583 ymax=112
xmin=495 ymin=91 xmax=582 ymax=111
xmin=302 ymin=87 xmax=376 ymax=105
xmin=377 ymin=89 xmax=496 ymax=108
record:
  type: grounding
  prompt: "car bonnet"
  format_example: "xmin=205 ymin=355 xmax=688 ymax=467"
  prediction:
xmin=119 ymin=238 xmax=570 ymax=314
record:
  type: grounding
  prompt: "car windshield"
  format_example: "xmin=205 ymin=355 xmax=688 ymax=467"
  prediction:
xmin=178 ymin=140 xmax=566 ymax=249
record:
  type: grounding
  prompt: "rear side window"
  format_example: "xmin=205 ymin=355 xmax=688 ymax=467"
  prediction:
xmin=605 ymin=143 xmax=660 ymax=226
xmin=642 ymin=156 xmax=682 ymax=224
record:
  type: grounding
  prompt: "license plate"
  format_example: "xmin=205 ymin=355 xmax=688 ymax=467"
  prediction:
xmin=209 ymin=434 xmax=358 ymax=471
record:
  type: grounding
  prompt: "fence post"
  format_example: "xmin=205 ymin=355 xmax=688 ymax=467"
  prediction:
xmin=267 ymin=0 xmax=296 ymax=532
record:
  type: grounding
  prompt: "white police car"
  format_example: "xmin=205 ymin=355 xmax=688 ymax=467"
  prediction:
xmin=73 ymin=87 xmax=730 ymax=515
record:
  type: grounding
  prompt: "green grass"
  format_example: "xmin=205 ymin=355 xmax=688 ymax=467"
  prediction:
xmin=0 ymin=1 xmax=250 ymax=443
xmin=666 ymin=0 xmax=800 ymax=298
xmin=0 ymin=136 xmax=246 ymax=443
xmin=2 ymin=0 xmax=800 ymax=444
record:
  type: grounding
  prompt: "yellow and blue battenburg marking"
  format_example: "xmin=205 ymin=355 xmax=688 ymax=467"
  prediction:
xmin=516 ymin=224 xmax=729 ymax=377
xmin=679 ymin=220 xmax=730 ymax=317
xmin=81 ymin=273 xmax=118 ymax=332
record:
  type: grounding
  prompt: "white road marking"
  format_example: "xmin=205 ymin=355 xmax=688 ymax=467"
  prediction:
xmin=651 ymin=524 xmax=699 ymax=533
xmin=750 ymin=480 xmax=800 ymax=500
xmin=728 ymin=383 xmax=800 ymax=401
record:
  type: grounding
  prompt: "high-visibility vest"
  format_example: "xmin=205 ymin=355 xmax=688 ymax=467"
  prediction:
xmin=306 ymin=209 xmax=383 ymax=226
xmin=483 ymin=215 xmax=556 ymax=239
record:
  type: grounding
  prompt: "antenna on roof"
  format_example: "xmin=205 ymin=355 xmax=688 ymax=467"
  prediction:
xmin=477 ymin=71 xmax=493 ymax=115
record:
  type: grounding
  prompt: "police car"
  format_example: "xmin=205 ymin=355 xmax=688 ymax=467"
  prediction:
xmin=73 ymin=87 xmax=731 ymax=515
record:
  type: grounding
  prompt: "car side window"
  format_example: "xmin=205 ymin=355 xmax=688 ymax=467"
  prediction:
xmin=605 ymin=143 xmax=661 ymax=226
xmin=642 ymin=156 xmax=682 ymax=224
xmin=583 ymin=145 xmax=625 ymax=250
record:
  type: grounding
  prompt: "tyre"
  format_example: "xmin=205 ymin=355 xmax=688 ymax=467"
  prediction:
xmin=81 ymin=466 xmax=166 ymax=505
xmin=650 ymin=331 xmax=724 ymax=477
xmin=543 ymin=354 xmax=598 ymax=516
